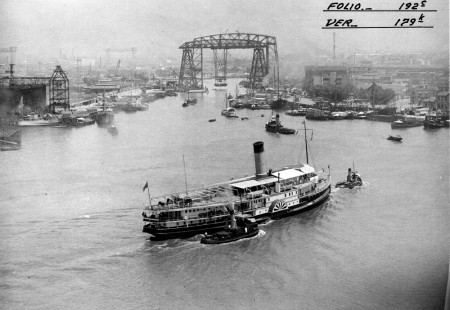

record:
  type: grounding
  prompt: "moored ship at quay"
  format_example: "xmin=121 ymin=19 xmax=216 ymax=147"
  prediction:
xmin=142 ymin=141 xmax=331 ymax=240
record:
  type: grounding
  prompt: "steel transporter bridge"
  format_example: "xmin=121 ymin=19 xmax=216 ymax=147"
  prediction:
xmin=178 ymin=33 xmax=279 ymax=91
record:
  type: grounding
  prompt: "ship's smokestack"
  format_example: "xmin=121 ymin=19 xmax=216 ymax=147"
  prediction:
xmin=253 ymin=141 xmax=266 ymax=178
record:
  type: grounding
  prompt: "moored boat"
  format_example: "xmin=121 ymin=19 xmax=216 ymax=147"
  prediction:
xmin=96 ymin=108 xmax=114 ymax=125
xmin=355 ymin=111 xmax=367 ymax=119
xmin=285 ymin=108 xmax=306 ymax=116
xmin=18 ymin=114 xmax=60 ymax=127
xmin=0 ymin=127 xmax=21 ymax=151
xmin=107 ymin=123 xmax=118 ymax=134
xmin=123 ymin=98 xmax=146 ymax=112
xmin=142 ymin=132 xmax=331 ymax=240
xmin=391 ymin=119 xmax=422 ymax=129
xmin=214 ymin=79 xmax=227 ymax=88
xmin=72 ymin=117 xmax=95 ymax=127
xmin=183 ymin=92 xmax=198 ymax=105
xmin=221 ymin=94 xmax=238 ymax=118
xmin=423 ymin=114 xmax=448 ymax=129
xmin=305 ymin=108 xmax=328 ymax=120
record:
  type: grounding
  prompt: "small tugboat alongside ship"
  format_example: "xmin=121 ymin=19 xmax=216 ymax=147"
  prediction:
xmin=142 ymin=128 xmax=331 ymax=240
xmin=201 ymin=206 xmax=259 ymax=244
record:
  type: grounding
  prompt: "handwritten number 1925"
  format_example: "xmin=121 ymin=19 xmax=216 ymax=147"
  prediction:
xmin=399 ymin=1 xmax=427 ymax=10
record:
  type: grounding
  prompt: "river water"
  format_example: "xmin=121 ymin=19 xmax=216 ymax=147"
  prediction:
xmin=1 ymin=79 xmax=448 ymax=309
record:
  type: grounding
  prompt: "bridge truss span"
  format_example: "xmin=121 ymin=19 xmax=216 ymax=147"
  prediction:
xmin=179 ymin=33 xmax=279 ymax=90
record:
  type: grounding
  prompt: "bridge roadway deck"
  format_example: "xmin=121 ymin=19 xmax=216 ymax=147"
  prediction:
xmin=1 ymin=77 xmax=50 ymax=89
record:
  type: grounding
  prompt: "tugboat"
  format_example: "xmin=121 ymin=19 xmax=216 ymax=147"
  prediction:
xmin=221 ymin=94 xmax=239 ymax=118
xmin=107 ymin=123 xmax=118 ymax=135
xmin=214 ymin=78 xmax=227 ymax=88
xmin=184 ymin=92 xmax=197 ymax=104
xmin=423 ymin=114 xmax=448 ymax=128
xmin=265 ymin=114 xmax=296 ymax=134
xmin=142 ymin=130 xmax=331 ymax=240
xmin=387 ymin=135 xmax=403 ymax=142
xmin=200 ymin=207 xmax=259 ymax=244
xmin=335 ymin=168 xmax=363 ymax=189
xmin=95 ymin=99 xmax=114 ymax=125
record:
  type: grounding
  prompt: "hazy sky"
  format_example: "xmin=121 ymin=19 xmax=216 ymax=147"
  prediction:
xmin=1 ymin=0 xmax=448 ymax=62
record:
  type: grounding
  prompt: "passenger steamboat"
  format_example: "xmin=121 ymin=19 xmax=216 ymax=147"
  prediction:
xmin=142 ymin=128 xmax=331 ymax=240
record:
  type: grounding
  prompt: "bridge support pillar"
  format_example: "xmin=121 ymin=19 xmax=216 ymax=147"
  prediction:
xmin=179 ymin=48 xmax=202 ymax=91
xmin=249 ymin=48 xmax=267 ymax=91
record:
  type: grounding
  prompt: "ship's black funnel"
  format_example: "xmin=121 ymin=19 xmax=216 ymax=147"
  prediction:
xmin=253 ymin=141 xmax=266 ymax=178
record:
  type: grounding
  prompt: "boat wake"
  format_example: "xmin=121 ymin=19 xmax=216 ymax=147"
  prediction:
xmin=69 ymin=214 xmax=100 ymax=221
xmin=260 ymin=219 xmax=275 ymax=226
xmin=146 ymin=236 xmax=205 ymax=252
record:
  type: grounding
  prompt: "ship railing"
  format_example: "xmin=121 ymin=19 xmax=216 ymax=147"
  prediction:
xmin=155 ymin=213 xmax=229 ymax=226
xmin=146 ymin=184 xmax=235 ymax=210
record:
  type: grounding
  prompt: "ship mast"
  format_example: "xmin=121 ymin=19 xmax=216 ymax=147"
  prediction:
xmin=183 ymin=154 xmax=188 ymax=194
xmin=304 ymin=121 xmax=309 ymax=165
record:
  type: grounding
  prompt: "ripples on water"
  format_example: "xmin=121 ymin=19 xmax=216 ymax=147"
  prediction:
xmin=1 ymin=79 xmax=448 ymax=309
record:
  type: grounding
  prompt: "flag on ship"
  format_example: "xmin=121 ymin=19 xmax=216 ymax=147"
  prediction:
xmin=143 ymin=181 xmax=148 ymax=192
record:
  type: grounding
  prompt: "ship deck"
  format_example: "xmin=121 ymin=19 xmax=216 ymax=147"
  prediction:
xmin=145 ymin=169 xmax=330 ymax=212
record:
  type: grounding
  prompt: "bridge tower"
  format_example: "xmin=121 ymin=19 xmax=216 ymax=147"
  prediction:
xmin=49 ymin=65 xmax=70 ymax=111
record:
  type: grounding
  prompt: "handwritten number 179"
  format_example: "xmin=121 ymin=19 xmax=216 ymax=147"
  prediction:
xmin=395 ymin=18 xmax=416 ymax=26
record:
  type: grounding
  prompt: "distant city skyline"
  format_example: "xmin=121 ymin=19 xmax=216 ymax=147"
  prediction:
xmin=1 ymin=0 xmax=448 ymax=64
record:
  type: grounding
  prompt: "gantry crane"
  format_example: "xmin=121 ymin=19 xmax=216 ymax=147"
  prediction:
xmin=0 ymin=47 xmax=17 ymax=77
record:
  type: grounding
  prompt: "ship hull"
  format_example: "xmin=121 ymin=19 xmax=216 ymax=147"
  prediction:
xmin=143 ymin=217 xmax=229 ymax=240
xmin=95 ymin=111 xmax=114 ymax=125
xmin=200 ymin=229 xmax=259 ymax=244
xmin=251 ymin=184 xmax=331 ymax=222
